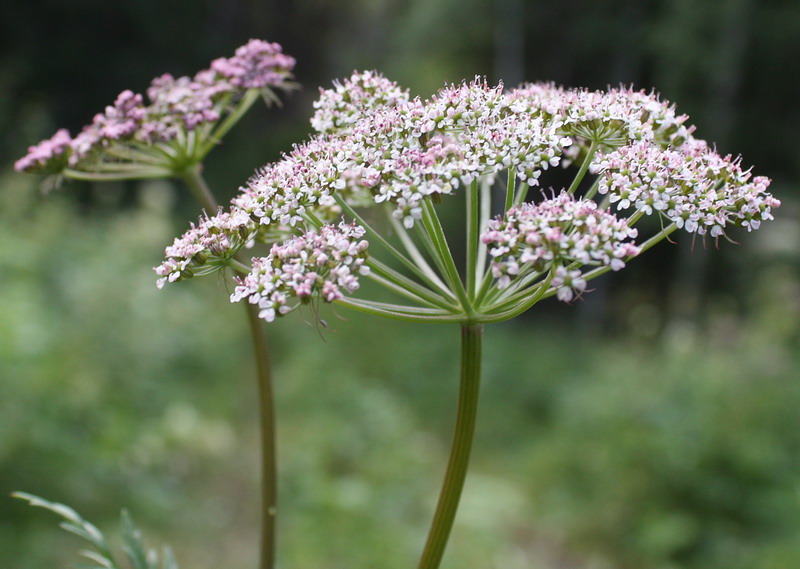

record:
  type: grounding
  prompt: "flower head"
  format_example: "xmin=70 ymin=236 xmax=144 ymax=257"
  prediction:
xmin=210 ymin=39 xmax=296 ymax=90
xmin=311 ymin=70 xmax=409 ymax=135
xmin=155 ymin=209 xmax=256 ymax=289
xmin=593 ymin=140 xmax=780 ymax=237
xmin=230 ymin=221 xmax=370 ymax=322
xmin=158 ymin=73 xmax=779 ymax=324
xmin=16 ymin=39 xmax=296 ymax=176
xmin=137 ymin=73 xmax=225 ymax=142
xmin=510 ymin=83 xmax=694 ymax=149
xmin=70 ymin=90 xmax=148 ymax=164
xmin=482 ymin=191 xmax=640 ymax=297
xmin=14 ymin=129 xmax=72 ymax=173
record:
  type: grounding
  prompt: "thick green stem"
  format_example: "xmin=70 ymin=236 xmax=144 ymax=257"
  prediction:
xmin=244 ymin=302 xmax=277 ymax=569
xmin=418 ymin=323 xmax=483 ymax=569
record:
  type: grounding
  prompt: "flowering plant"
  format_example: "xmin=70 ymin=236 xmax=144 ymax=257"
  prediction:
xmin=15 ymin=39 xmax=296 ymax=569
xmin=17 ymin=47 xmax=780 ymax=568
xmin=155 ymin=71 xmax=779 ymax=568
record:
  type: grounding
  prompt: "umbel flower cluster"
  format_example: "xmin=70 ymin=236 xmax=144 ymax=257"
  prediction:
xmin=15 ymin=39 xmax=296 ymax=177
xmin=156 ymin=71 xmax=779 ymax=324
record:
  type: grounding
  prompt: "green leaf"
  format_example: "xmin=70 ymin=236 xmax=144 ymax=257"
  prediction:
xmin=13 ymin=492 xmax=178 ymax=569
xmin=120 ymin=509 xmax=151 ymax=569
xmin=161 ymin=547 xmax=179 ymax=569
xmin=13 ymin=492 xmax=121 ymax=569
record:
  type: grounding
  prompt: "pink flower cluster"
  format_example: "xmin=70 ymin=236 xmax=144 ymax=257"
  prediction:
xmin=14 ymin=129 xmax=73 ymax=173
xmin=137 ymin=73 xmax=226 ymax=142
xmin=482 ymin=191 xmax=640 ymax=300
xmin=15 ymin=40 xmax=295 ymax=173
xmin=211 ymin=39 xmax=296 ymax=90
xmin=155 ymin=209 xmax=255 ymax=289
xmin=230 ymin=222 xmax=370 ymax=322
xmin=69 ymin=90 xmax=148 ymax=165
xmin=593 ymin=140 xmax=780 ymax=237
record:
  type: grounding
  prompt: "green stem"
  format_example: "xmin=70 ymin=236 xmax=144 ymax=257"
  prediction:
xmin=513 ymin=181 xmax=530 ymax=206
xmin=417 ymin=323 xmax=483 ymax=569
xmin=244 ymin=302 xmax=277 ymax=569
xmin=334 ymin=195 xmax=456 ymax=300
xmin=364 ymin=262 xmax=458 ymax=310
xmin=475 ymin=178 xmax=492 ymax=288
xmin=179 ymin=166 xmax=277 ymax=569
xmin=198 ymin=89 xmax=262 ymax=159
xmin=64 ymin=167 xmax=173 ymax=181
xmin=567 ymin=140 xmax=599 ymax=195
xmin=582 ymin=176 xmax=602 ymax=202
xmin=178 ymin=164 xmax=219 ymax=212
xmin=503 ymin=168 xmax=516 ymax=214
xmin=480 ymin=268 xmax=554 ymax=321
xmin=421 ymin=199 xmax=472 ymax=314
xmin=466 ymin=179 xmax=480 ymax=296
xmin=388 ymin=208 xmax=451 ymax=294
xmin=335 ymin=297 xmax=459 ymax=323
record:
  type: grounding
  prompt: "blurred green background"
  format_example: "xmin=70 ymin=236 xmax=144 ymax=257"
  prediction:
xmin=2 ymin=1 xmax=799 ymax=568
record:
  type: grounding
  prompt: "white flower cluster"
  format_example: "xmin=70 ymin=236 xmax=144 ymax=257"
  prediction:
xmin=230 ymin=222 xmax=370 ymax=322
xmin=307 ymin=75 xmax=572 ymax=228
xmin=593 ymin=140 xmax=779 ymax=237
xmin=510 ymin=83 xmax=695 ymax=149
xmin=157 ymin=72 xmax=779 ymax=319
xmin=310 ymin=70 xmax=410 ymax=135
xmin=482 ymin=191 xmax=640 ymax=300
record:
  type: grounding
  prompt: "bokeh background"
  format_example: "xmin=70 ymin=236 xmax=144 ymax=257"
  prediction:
xmin=2 ymin=1 xmax=799 ymax=568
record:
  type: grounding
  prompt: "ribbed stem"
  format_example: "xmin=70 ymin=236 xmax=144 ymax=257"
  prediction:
xmin=417 ymin=323 xmax=483 ymax=569
xmin=244 ymin=302 xmax=277 ymax=569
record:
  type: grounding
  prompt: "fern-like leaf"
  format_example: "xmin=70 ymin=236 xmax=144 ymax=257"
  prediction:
xmin=13 ymin=492 xmax=179 ymax=569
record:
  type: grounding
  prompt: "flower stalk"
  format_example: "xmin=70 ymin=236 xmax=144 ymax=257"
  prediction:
xmin=181 ymin=166 xmax=278 ymax=569
xmin=178 ymin=164 xmax=219 ymax=212
xmin=244 ymin=301 xmax=277 ymax=569
xmin=418 ymin=323 xmax=483 ymax=569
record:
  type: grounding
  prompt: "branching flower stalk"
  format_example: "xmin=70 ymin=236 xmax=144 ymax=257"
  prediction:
xmin=16 ymin=39 xmax=296 ymax=569
xmin=155 ymin=71 xmax=779 ymax=568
